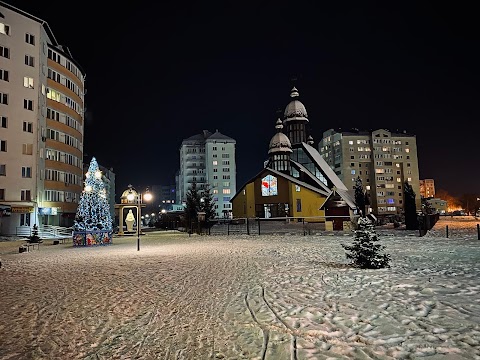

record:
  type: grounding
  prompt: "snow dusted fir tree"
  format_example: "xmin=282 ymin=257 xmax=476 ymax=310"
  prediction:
xmin=341 ymin=216 xmax=391 ymax=269
xmin=73 ymin=157 xmax=113 ymax=246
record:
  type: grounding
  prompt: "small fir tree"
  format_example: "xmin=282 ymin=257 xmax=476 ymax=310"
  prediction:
xmin=185 ymin=181 xmax=201 ymax=225
xmin=200 ymin=184 xmax=216 ymax=223
xmin=28 ymin=224 xmax=42 ymax=243
xmin=404 ymin=181 xmax=418 ymax=230
xmin=341 ymin=216 xmax=391 ymax=269
xmin=354 ymin=176 xmax=366 ymax=216
xmin=74 ymin=157 xmax=113 ymax=232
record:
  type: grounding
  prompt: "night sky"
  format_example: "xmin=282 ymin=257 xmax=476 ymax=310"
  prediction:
xmin=12 ymin=1 xmax=479 ymax=197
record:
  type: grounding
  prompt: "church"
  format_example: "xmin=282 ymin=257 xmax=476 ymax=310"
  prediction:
xmin=231 ymin=87 xmax=356 ymax=230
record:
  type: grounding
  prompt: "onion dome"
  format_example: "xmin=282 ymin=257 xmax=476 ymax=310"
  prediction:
xmin=269 ymin=118 xmax=293 ymax=154
xmin=284 ymin=87 xmax=308 ymax=121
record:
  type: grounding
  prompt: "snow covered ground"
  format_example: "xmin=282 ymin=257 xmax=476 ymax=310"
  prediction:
xmin=0 ymin=218 xmax=479 ymax=359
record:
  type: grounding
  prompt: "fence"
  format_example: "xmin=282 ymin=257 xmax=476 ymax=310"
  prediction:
xmin=208 ymin=216 xmax=358 ymax=236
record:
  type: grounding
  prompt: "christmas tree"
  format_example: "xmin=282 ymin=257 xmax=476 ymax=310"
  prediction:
xmin=341 ymin=216 xmax=391 ymax=269
xmin=74 ymin=157 xmax=113 ymax=232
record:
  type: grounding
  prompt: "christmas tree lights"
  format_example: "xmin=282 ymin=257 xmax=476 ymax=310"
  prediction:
xmin=73 ymin=157 xmax=113 ymax=246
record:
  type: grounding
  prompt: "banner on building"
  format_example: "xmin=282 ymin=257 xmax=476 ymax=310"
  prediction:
xmin=0 ymin=205 xmax=11 ymax=217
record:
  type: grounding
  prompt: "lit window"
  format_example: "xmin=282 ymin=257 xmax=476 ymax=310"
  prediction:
xmin=366 ymin=185 xmax=371 ymax=190
xmin=23 ymin=77 xmax=34 ymax=89
xmin=295 ymin=185 xmax=300 ymax=192
xmin=397 ymin=178 xmax=401 ymax=182
xmin=407 ymin=177 xmax=412 ymax=182
xmin=405 ymin=148 xmax=410 ymax=153
xmin=222 ymin=189 xmax=231 ymax=194
xmin=351 ymin=170 xmax=355 ymax=175
xmin=212 ymin=160 xmax=217 ymax=165
xmin=348 ymin=140 xmax=353 ymax=145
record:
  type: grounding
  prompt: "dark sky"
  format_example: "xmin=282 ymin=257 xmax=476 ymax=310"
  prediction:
xmin=12 ymin=1 xmax=479 ymax=197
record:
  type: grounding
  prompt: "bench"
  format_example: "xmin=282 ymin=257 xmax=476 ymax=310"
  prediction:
xmin=53 ymin=238 xmax=68 ymax=245
xmin=19 ymin=242 xmax=40 ymax=253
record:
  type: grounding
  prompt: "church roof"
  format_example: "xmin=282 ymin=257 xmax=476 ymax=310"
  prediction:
xmin=268 ymin=118 xmax=292 ymax=154
xmin=319 ymin=188 xmax=356 ymax=210
xmin=284 ymin=87 xmax=308 ymax=121
xmin=301 ymin=142 xmax=348 ymax=190
xmin=230 ymin=167 xmax=330 ymax=202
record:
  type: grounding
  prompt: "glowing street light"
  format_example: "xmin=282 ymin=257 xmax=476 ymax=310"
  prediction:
xmin=125 ymin=185 xmax=152 ymax=251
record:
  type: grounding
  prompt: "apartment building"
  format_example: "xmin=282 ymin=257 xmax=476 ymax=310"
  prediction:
xmin=319 ymin=128 xmax=421 ymax=217
xmin=419 ymin=179 xmax=435 ymax=199
xmin=0 ymin=2 xmax=85 ymax=234
xmin=177 ymin=130 xmax=236 ymax=218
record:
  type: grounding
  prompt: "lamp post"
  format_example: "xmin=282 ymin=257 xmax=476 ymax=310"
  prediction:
xmin=126 ymin=186 xmax=152 ymax=251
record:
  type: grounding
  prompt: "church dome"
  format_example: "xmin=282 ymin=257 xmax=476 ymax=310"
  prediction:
xmin=268 ymin=119 xmax=292 ymax=154
xmin=284 ymin=87 xmax=308 ymax=121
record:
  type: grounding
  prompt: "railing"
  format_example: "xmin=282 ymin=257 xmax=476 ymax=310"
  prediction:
xmin=16 ymin=225 xmax=73 ymax=239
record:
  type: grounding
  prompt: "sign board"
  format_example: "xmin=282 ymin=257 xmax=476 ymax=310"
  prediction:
xmin=11 ymin=206 xmax=34 ymax=213
xmin=39 ymin=207 xmax=58 ymax=215
xmin=0 ymin=205 xmax=11 ymax=217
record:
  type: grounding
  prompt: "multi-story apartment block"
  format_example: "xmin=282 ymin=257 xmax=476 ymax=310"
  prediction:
xmin=177 ymin=130 xmax=236 ymax=218
xmin=319 ymin=128 xmax=421 ymax=217
xmin=419 ymin=179 xmax=435 ymax=199
xmin=0 ymin=2 xmax=85 ymax=234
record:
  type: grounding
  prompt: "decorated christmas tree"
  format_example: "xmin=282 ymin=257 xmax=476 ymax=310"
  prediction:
xmin=74 ymin=157 xmax=113 ymax=233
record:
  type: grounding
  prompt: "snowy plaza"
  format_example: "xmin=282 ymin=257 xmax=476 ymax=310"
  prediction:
xmin=0 ymin=217 xmax=479 ymax=359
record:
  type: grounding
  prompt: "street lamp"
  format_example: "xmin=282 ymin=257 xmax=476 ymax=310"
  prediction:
xmin=126 ymin=186 xmax=152 ymax=251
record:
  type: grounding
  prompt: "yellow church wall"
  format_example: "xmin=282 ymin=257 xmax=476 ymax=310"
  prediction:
xmin=232 ymin=182 xmax=256 ymax=218
xmin=289 ymin=183 xmax=326 ymax=221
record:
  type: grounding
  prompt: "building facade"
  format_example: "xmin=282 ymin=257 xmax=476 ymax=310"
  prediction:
xmin=177 ymin=130 xmax=236 ymax=218
xmin=0 ymin=2 xmax=85 ymax=234
xmin=319 ymin=128 xmax=421 ymax=217
xmin=419 ymin=179 xmax=435 ymax=199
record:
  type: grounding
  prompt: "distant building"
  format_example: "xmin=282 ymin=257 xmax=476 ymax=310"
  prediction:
xmin=426 ymin=198 xmax=447 ymax=214
xmin=0 ymin=2 xmax=85 ymax=234
xmin=151 ymin=184 xmax=176 ymax=210
xmin=177 ymin=130 xmax=236 ymax=218
xmin=419 ymin=179 xmax=435 ymax=199
xmin=319 ymin=128 xmax=421 ymax=218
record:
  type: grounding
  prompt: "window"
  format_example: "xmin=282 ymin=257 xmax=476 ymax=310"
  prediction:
xmin=0 ymin=46 xmax=9 ymax=58
xmin=21 ymin=189 xmax=31 ymax=201
xmin=351 ymin=170 xmax=356 ymax=175
xmin=22 ymin=143 xmax=32 ymax=155
xmin=0 ymin=92 xmax=7 ymax=104
xmin=1 ymin=116 xmax=6 ymax=128
xmin=223 ymin=182 xmax=230 ymax=187
xmin=46 ymin=88 xmax=61 ymax=102
xmin=261 ymin=175 xmax=278 ymax=196
xmin=222 ymin=189 xmax=231 ymax=194
xmin=23 ymin=121 xmax=33 ymax=133
xmin=0 ymin=188 xmax=4 ymax=200
xmin=0 ymin=164 xmax=5 ymax=175
xmin=213 ymin=146 xmax=217 ymax=151
xmin=223 ymin=197 xmax=231 ymax=202
xmin=20 ymin=213 xmax=31 ymax=227
xmin=295 ymin=185 xmax=301 ymax=192
xmin=25 ymin=33 xmax=35 ymax=45
xmin=22 ymin=166 xmax=32 ymax=178
xmin=0 ymin=140 xmax=6 ymax=151
xmin=23 ymin=99 xmax=33 ymax=110
xmin=212 ymin=160 xmax=217 ymax=165
xmin=213 ymin=189 xmax=218 ymax=194
xmin=23 ymin=77 xmax=34 ymax=89
xmin=0 ymin=23 xmax=10 ymax=35
xmin=222 ymin=168 xmax=230 ymax=172
xmin=407 ymin=177 xmax=412 ymax=182
xmin=0 ymin=69 xmax=9 ymax=81
xmin=296 ymin=199 xmax=302 ymax=212
xmin=348 ymin=140 xmax=353 ymax=145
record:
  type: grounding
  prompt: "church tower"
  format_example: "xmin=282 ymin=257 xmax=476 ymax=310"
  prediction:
xmin=268 ymin=118 xmax=292 ymax=174
xmin=284 ymin=87 xmax=309 ymax=147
